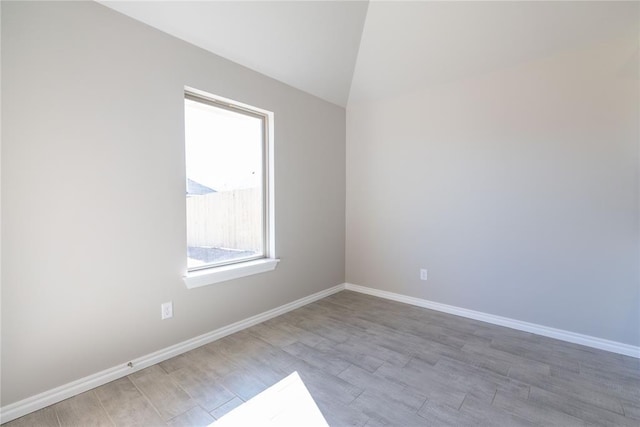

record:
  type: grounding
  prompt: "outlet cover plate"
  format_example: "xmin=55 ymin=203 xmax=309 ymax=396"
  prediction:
xmin=161 ymin=301 xmax=173 ymax=320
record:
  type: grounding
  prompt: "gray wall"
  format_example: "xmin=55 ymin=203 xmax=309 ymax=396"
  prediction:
xmin=1 ymin=1 xmax=345 ymax=405
xmin=346 ymin=35 xmax=639 ymax=346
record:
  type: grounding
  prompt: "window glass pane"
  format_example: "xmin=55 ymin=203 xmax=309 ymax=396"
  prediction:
xmin=185 ymin=97 xmax=264 ymax=270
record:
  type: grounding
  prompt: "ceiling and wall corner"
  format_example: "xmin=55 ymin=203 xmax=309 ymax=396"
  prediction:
xmin=98 ymin=0 xmax=370 ymax=107
xmin=98 ymin=1 xmax=637 ymax=109
xmin=348 ymin=1 xmax=639 ymax=104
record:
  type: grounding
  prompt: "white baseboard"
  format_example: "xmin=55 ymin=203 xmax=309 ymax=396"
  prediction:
xmin=344 ymin=283 xmax=640 ymax=359
xmin=4 ymin=282 xmax=637 ymax=423
xmin=0 ymin=284 xmax=345 ymax=424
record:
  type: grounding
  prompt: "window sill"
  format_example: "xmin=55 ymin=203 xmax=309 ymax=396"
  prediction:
xmin=183 ymin=258 xmax=280 ymax=289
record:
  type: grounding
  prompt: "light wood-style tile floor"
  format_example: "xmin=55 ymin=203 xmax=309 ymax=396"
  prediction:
xmin=4 ymin=291 xmax=640 ymax=426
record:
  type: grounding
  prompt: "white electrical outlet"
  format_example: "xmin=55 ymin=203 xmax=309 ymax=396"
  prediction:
xmin=420 ymin=268 xmax=428 ymax=281
xmin=161 ymin=301 xmax=173 ymax=320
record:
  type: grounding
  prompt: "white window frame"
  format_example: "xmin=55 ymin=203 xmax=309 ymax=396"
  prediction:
xmin=183 ymin=87 xmax=278 ymax=289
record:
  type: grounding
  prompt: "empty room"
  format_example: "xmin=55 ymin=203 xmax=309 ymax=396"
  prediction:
xmin=1 ymin=1 xmax=639 ymax=426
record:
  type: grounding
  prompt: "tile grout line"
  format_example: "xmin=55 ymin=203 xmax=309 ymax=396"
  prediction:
xmin=126 ymin=374 xmax=166 ymax=424
xmin=156 ymin=359 xmax=224 ymax=423
xmin=52 ymin=404 xmax=62 ymax=427
xmin=160 ymin=364 xmax=202 ymax=417
xmin=410 ymin=388 xmax=428 ymax=414
xmin=458 ymin=393 xmax=468 ymax=411
xmin=93 ymin=389 xmax=118 ymax=427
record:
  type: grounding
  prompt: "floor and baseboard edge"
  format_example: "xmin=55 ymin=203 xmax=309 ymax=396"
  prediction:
xmin=4 ymin=282 xmax=637 ymax=423
xmin=344 ymin=282 xmax=640 ymax=359
xmin=0 ymin=283 xmax=345 ymax=424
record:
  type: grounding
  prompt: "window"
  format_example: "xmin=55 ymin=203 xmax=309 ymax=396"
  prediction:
xmin=183 ymin=89 xmax=277 ymax=288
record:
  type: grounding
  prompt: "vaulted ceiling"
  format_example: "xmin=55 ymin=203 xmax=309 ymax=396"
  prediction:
xmin=100 ymin=1 xmax=638 ymax=107
xmin=98 ymin=1 xmax=369 ymax=107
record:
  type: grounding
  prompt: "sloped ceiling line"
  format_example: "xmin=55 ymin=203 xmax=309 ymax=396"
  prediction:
xmin=99 ymin=0 xmax=370 ymax=107
xmin=99 ymin=1 xmax=638 ymax=107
